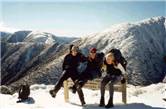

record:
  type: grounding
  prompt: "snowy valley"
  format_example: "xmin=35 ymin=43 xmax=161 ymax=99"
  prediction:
xmin=0 ymin=16 xmax=166 ymax=109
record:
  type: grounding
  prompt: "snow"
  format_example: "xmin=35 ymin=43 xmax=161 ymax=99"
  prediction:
xmin=24 ymin=31 xmax=56 ymax=45
xmin=79 ymin=16 xmax=166 ymax=85
xmin=0 ymin=83 xmax=165 ymax=109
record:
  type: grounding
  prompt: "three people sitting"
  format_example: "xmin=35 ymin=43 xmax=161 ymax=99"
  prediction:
xmin=50 ymin=45 xmax=127 ymax=108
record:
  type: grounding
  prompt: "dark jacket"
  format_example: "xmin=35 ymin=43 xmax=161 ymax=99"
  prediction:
xmin=62 ymin=53 xmax=86 ymax=71
xmin=86 ymin=53 xmax=104 ymax=71
xmin=80 ymin=52 xmax=104 ymax=79
xmin=104 ymin=60 xmax=122 ymax=76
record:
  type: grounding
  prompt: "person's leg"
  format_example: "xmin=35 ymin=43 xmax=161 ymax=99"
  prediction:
xmin=71 ymin=70 xmax=89 ymax=92
xmin=76 ymin=86 xmax=86 ymax=106
xmin=69 ymin=83 xmax=77 ymax=94
xmin=105 ymin=76 xmax=122 ymax=108
xmin=105 ymin=82 xmax=114 ymax=108
xmin=69 ymin=70 xmax=86 ymax=106
xmin=69 ymin=69 xmax=83 ymax=94
xmin=50 ymin=70 xmax=70 ymax=98
xmin=70 ymin=80 xmax=85 ymax=94
xmin=99 ymin=75 xmax=110 ymax=107
xmin=69 ymin=78 xmax=87 ymax=106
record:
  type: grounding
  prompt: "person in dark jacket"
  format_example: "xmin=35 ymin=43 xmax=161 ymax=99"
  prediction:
xmin=77 ymin=48 xmax=104 ymax=84
xmin=49 ymin=45 xmax=87 ymax=106
xmin=71 ymin=48 xmax=104 ymax=104
xmin=99 ymin=50 xmax=127 ymax=108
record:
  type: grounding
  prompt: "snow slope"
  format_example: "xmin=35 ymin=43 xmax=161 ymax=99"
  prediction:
xmin=78 ymin=16 xmax=166 ymax=85
xmin=0 ymin=83 xmax=165 ymax=109
xmin=0 ymin=30 xmax=76 ymax=85
xmin=0 ymin=16 xmax=165 ymax=90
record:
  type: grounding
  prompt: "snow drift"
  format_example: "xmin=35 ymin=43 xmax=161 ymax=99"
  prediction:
xmin=0 ymin=83 xmax=165 ymax=109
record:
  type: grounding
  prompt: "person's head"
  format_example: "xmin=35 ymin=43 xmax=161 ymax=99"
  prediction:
xmin=69 ymin=44 xmax=74 ymax=53
xmin=71 ymin=46 xmax=79 ymax=56
xmin=89 ymin=48 xmax=97 ymax=59
xmin=105 ymin=52 xmax=115 ymax=65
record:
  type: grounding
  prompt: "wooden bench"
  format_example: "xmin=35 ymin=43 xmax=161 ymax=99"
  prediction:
xmin=63 ymin=78 xmax=127 ymax=104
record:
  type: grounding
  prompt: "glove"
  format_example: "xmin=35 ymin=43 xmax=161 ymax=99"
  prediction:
xmin=63 ymin=65 xmax=71 ymax=70
xmin=121 ymin=77 xmax=126 ymax=84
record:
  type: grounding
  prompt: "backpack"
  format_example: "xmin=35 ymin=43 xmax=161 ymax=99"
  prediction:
xmin=18 ymin=84 xmax=30 ymax=100
xmin=109 ymin=49 xmax=127 ymax=70
xmin=96 ymin=52 xmax=105 ymax=67
xmin=164 ymin=56 xmax=166 ymax=63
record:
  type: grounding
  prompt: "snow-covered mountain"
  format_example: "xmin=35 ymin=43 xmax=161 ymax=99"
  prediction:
xmin=1 ymin=30 xmax=76 ymax=86
xmin=1 ymin=30 xmax=76 ymax=44
xmin=0 ymin=16 xmax=166 ymax=92
xmin=0 ymin=83 xmax=165 ymax=109
xmin=77 ymin=16 xmax=166 ymax=85
xmin=7 ymin=31 xmax=32 ymax=43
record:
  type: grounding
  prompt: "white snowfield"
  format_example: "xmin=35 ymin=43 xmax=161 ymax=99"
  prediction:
xmin=0 ymin=83 xmax=165 ymax=109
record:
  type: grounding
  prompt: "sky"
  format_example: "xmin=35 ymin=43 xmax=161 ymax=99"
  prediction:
xmin=0 ymin=0 xmax=165 ymax=37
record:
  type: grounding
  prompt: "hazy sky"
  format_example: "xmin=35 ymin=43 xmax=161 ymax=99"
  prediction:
xmin=0 ymin=0 xmax=165 ymax=37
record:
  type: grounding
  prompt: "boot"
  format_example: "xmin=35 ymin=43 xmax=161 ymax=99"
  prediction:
xmin=81 ymin=100 xmax=86 ymax=106
xmin=79 ymin=92 xmax=86 ymax=106
xmin=69 ymin=86 xmax=77 ymax=94
xmin=99 ymin=96 xmax=105 ymax=107
xmin=49 ymin=90 xmax=57 ymax=98
xmin=76 ymin=87 xmax=86 ymax=106
xmin=105 ymin=97 xmax=114 ymax=108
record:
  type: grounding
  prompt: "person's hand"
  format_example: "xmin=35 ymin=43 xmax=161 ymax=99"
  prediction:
xmin=98 ymin=72 xmax=102 ymax=77
xmin=121 ymin=76 xmax=126 ymax=84
xmin=64 ymin=65 xmax=70 ymax=70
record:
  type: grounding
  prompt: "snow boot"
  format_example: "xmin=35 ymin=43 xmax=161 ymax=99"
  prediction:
xmin=69 ymin=86 xmax=77 ymax=94
xmin=76 ymin=86 xmax=86 ymax=106
xmin=49 ymin=90 xmax=57 ymax=98
xmin=105 ymin=97 xmax=114 ymax=108
xmin=99 ymin=96 xmax=105 ymax=107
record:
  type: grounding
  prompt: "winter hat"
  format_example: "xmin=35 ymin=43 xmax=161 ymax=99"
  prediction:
xmin=90 ymin=47 xmax=97 ymax=53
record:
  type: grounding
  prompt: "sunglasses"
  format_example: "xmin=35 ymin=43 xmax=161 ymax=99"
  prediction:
xmin=90 ymin=52 xmax=96 ymax=54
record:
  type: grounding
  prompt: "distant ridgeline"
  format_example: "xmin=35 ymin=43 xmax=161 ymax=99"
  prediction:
xmin=0 ymin=16 xmax=166 ymax=92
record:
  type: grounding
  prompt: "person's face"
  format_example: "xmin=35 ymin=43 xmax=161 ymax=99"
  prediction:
xmin=71 ymin=50 xmax=78 ymax=56
xmin=90 ymin=52 xmax=96 ymax=59
xmin=106 ymin=56 xmax=114 ymax=65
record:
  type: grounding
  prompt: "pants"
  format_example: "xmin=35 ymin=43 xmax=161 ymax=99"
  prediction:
xmin=100 ymin=75 xmax=122 ymax=98
xmin=77 ymin=69 xmax=101 ymax=86
xmin=68 ymin=69 xmax=101 ymax=104
xmin=53 ymin=69 xmax=85 ymax=104
xmin=53 ymin=70 xmax=77 ymax=92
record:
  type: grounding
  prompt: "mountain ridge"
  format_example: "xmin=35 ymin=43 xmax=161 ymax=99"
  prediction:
xmin=0 ymin=16 xmax=166 ymax=91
